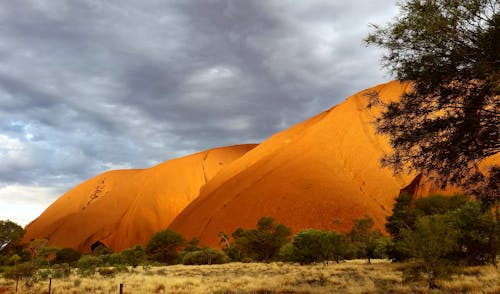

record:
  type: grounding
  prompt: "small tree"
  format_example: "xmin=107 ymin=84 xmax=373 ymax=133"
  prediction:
xmin=183 ymin=237 xmax=201 ymax=253
xmin=145 ymin=229 xmax=184 ymax=264
xmin=328 ymin=231 xmax=352 ymax=263
xmin=291 ymin=229 xmax=329 ymax=264
xmin=121 ymin=245 xmax=146 ymax=267
xmin=36 ymin=246 xmax=60 ymax=267
xmin=3 ymin=262 xmax=37 ymax=289
xmin=0 ymin=220 xmax=24 ymax=252
xmin=349 ymin=217 xmax=384 ymax=264
xmin=448 ymin=201 xmax=499 ymax=266
xmin=386 ymin=193 xmax=470 ymax=261
xmin=399 ymin=215 xmax=458 ymax=289
xmin=386 ymin=193 xmax=417 ymax=239
xmin=228 ymin=217 xmax=291 ymax=262
xmin=76 ymin=255 xmax=102 ymax=276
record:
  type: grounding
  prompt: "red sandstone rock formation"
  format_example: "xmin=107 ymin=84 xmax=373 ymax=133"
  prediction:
xmin=169 ymin=81 xmax=423 ymax=246
xmin=23 ymin=144 xmax=256 ymax=252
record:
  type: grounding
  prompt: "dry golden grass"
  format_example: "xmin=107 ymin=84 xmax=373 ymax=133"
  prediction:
xmin=0 ymin=260 xmax=498 ymax=293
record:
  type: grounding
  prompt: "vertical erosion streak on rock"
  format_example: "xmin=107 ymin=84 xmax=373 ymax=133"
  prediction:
xmin=201 ymin=151 xmax=210 ymax=186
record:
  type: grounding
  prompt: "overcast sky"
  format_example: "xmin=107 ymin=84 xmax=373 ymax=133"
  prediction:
xmin=0 ymin=0 xmax=398 ymax=226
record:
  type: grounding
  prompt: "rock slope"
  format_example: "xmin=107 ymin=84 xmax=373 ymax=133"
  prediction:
xmin=169 ymin=81 xmax=417 ymax=246
xmin=23 ymin=144 xmax=256 ymax=252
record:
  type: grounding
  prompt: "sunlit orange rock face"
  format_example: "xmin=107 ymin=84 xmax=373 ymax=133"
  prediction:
xmin=23 ymin=144 xmax=256 ymax=252
xmin=169 ymin=81 xmax=420 ymax=246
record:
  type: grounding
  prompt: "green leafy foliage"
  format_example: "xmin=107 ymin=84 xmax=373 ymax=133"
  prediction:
xmin=183 ymin=237 xmax=201 ymax=253
xmin=399 ymin=215 xmax=458 ymax=288
xmin=54 ymin=248 xmax=81 ymax=265
xmin=290 ymin=229 xmax=329 ymax=264
xmin=77 ymin=255 xmax=102 ymax=276
xmin=120 ymin=245 xmax=146 ymax=267
xmin=182 ymin=248 xmax=228 ymax=265
xmin=447 ymin=201 xmax=499 ymax=265
xmin=145 ymin=229 xmax=185 ymax=264
xmin=287 ymin=229 xmax=352 ymax=264
xmin=349 ymin=217 xmax=385 ymax=263
xmin=388 ymin=193 xmax=498 ymax=266
xmin=223 ymin=217 xmax=291 ymax=262
xmin=366 ymin=0 xmax=499 ymax=206
xmin=386 ymin=192 xmax=499 ymax=288
xmin=35 ymin=246 xmax=60 ymax=267
xmin=3 ymin=262 xmax=37 ymax=280
xmin=0 ymin=220 xmax=24 ymax=253
xmin=278 ymin=242 xmax=298 ymax=262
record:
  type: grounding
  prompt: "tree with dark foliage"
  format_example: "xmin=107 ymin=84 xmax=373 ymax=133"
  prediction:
xmin=349 ymin=217 xmax=384 ymax=264
xmin=145 ymin=229 xmax=184 ymax=264
xmin=227 ymin=217 xmax=291 ymax=262
xmin=366 ymin=0 xmax=499 ymax=208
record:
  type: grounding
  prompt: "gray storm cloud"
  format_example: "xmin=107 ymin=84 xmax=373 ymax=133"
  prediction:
xmin=0 ymin=0 xmax=397 ymax=225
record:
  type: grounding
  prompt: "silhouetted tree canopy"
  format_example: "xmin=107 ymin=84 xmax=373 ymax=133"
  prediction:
xmin=366 ymin=0 xmax=499 ymax=207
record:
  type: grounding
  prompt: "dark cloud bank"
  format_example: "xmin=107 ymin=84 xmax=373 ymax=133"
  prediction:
xmin=0 ymin=0 xmax=397 ymax=224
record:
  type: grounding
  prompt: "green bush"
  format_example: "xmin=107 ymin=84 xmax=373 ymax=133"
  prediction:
xmin=106 ymin=253 xmax=124 ymax=266
xmin=121 ymin=245 xmax=146 ymax=267
xmin=182 ymin=248 xmax=228 ymax=265
xmin=281 ymin=229 xmax=352 ymax=264
xmin=3 ymin=262 xmax=37 ymax=280
xmin=278 ymin=243 xmax=298 ymax=262
xmin=77 ymin=255 xmax=102 ymax=276
xmin=54 ymin=248 xmax=81 ymax=265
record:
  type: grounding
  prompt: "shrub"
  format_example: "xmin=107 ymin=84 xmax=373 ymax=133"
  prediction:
xmin=3 ymin=262 xmax=37 ymax=281
xmin=121 ymin=245 xmax=146 ymax=267
xmin=278 ymin=243 xmax=298 ymax=262
xmin=54 ymin=248 xmax=81 ymax=265
xmin=104 ymin=253 xmax=123 ymax=266
xmin=182 ymin=248 xmax=228 ymax=265
xmin=77 ymin=255 xmax=102 ymax=276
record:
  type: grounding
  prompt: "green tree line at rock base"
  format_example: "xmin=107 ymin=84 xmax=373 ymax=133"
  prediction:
xmin=1 ymin=193 xmax=498 ymax=290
